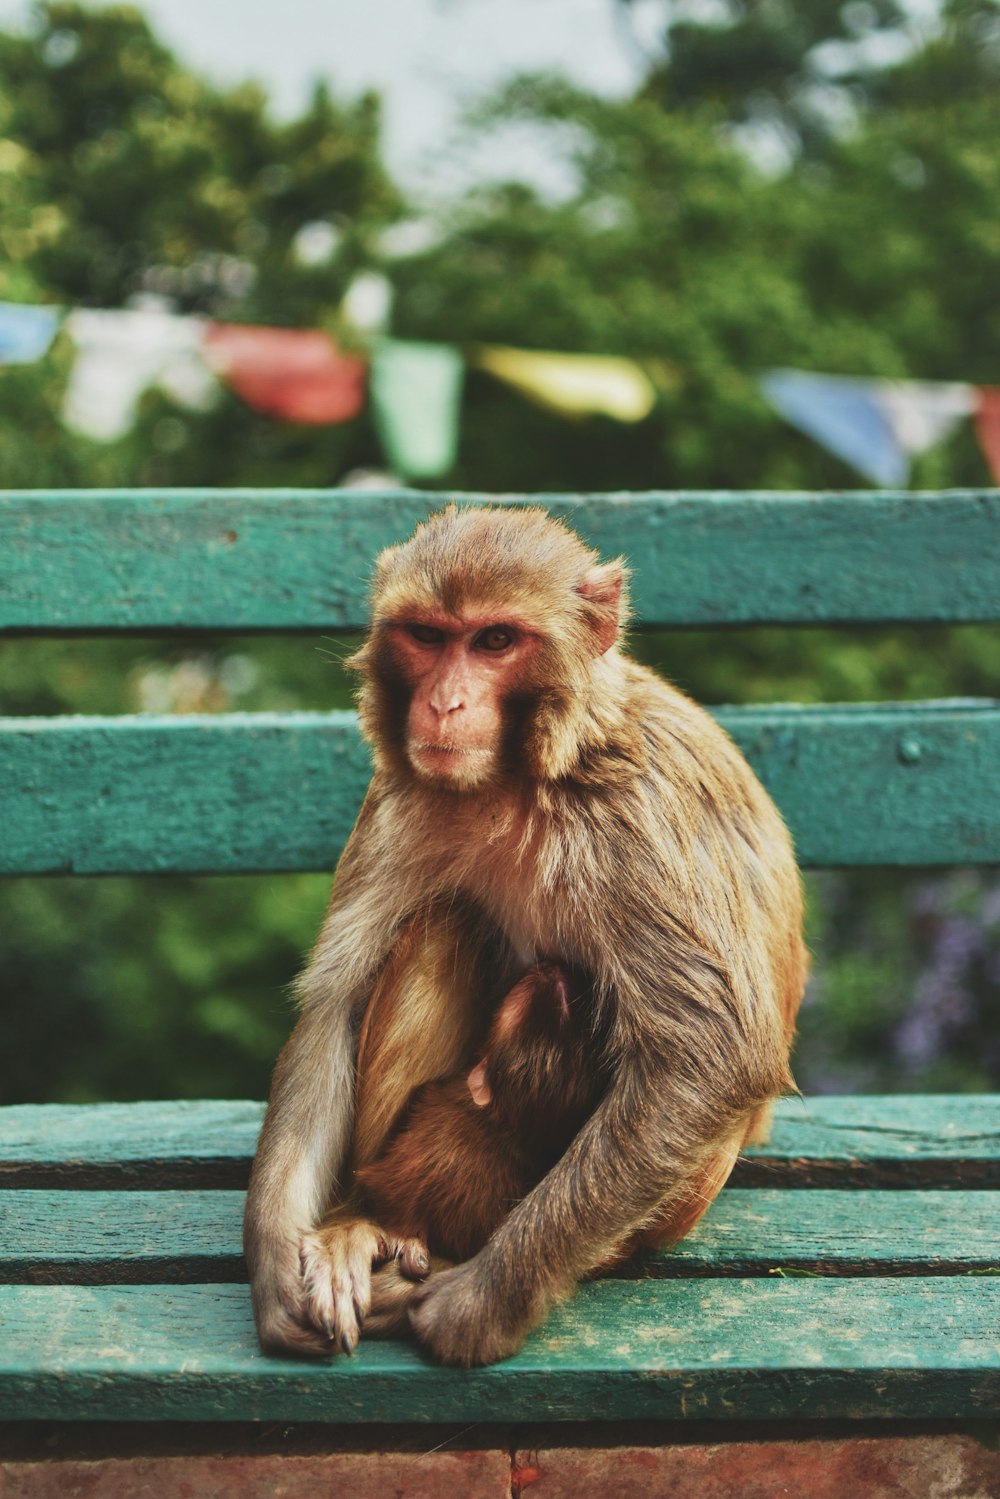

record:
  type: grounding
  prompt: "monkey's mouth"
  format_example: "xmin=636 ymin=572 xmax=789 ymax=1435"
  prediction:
xmin=411 ymin=741 xmax=493 ymax=761
xmin=409 ymin=741 xmax=495 ymax=777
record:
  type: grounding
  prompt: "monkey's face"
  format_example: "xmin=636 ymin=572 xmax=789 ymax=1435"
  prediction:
xmin=349 ymin=506 xmax=629 ymax=786
xmin=383 ymin=613 xmax=541 ymax=789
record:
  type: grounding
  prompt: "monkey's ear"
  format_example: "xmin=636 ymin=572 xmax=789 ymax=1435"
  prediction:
xmin=467 ymin=1057 xmax=492 ymax=1108
xmin=578 ymin=561 xmax=625 ymax=655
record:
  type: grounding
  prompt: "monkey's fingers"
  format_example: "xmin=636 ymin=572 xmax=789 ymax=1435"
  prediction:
xmin=365 ymin=1259 xmax=422 ymax=1336
xmin=392 ymin=1235 xmax=431 ymax=1281
xmin=409 ymin=1259 xmax=530 ymax=1367
xmin=257 ymin=1302 xmax=340 ymax=1360
xmin=299 ymin=1221 xmax=388 ymax=1355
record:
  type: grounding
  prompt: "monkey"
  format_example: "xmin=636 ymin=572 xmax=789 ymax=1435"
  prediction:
xmin=243 ymin=503 xmax=807 ymax=1367
xmin=356 ymin=960 xmax=610 ymax=1264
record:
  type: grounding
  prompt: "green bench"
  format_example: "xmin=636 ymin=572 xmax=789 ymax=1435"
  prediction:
xmin=1 ymin=488 xmax=998 ymax=1495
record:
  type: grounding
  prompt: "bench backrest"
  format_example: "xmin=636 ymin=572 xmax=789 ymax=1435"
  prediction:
xmin=2 ymin=488 xmax=999 ymax=875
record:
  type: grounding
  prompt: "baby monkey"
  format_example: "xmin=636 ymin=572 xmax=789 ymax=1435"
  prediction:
xmin=357 ymin=961 xmax=609 ymax=1264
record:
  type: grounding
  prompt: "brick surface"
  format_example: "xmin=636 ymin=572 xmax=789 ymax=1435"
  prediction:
xmin=512 ymin=1434 xmax=1000 ymax=1498
xmin=0 ymin=1449 xmax=511 ymax=1499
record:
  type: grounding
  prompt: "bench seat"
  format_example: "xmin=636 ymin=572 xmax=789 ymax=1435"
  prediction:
xmin=2 ymin=487 xmax=999 ymax=1491
xmin=0 ymin=1095 xmax=997 ymax=1431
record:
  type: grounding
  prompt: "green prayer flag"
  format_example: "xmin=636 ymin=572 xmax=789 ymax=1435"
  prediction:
xmin=371 ymin=339 xmax=464 ymax=479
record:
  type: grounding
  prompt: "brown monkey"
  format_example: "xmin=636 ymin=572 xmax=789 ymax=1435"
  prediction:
xmin=244 ymin=504 xmax=806 ymax=1366
xmin=357 ymin=961 xmax=609 ymax=1263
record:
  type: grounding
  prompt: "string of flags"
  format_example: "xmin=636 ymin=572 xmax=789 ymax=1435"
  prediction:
xmin=761 ymin=369 xmax=1000 ymax=486
xmin=0 ymin=299 xmax=657 ymax=479
xmin=1 ymin=299 xmax=998 ymax=484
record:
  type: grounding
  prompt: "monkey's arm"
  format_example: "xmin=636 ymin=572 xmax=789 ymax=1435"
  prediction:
xmin=243 ymin=790 xmax=421 ymax=1356
xmin=249 ymin=871 xmax=504 ymax=1356
xmin=409 ymin=925 xmax=791 ymax=1366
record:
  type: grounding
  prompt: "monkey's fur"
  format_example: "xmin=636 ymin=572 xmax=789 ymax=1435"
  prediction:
xmin=244 ymin=504 xmax=806 ymax=1367
xmin=358 ymin=962 xmax=609 ymax=1263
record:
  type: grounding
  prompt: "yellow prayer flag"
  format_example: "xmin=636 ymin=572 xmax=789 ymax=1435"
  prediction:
xmin=473 ymin=345 xmax=656 ymax=423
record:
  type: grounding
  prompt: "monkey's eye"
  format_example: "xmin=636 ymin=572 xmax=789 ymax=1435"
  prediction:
xmin=476 ymin=626 xmax=515 ymax=653
xmin=408 ymin=624 xmax=445 ymax=645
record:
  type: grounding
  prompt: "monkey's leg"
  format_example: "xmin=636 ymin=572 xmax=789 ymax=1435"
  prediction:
xmin=622 ymin=1124 xmax=748 ymax=1258
xmin=298 ymin=899 xmax=502 ymax=1350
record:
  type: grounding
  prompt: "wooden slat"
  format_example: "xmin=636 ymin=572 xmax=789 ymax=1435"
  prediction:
xmin=0 ymin=1279 xmax=996 ymax=1421
xmin=647 ymin=1188 xmax=1000 ymax=1276
xmin=3 ymin=700 xmax=999 ymax=875
xmin=1 ymin=489 xmax=998 ymax=633
xmin=0 ymin=1190 xmax=245 ymax=1284
xmin=0 ymin=1101 xmax=264 ymax=1189
xmin=2 ymin=1188 xmax=996 ymax=1284
xmin=1 ymin=1097 xmax=997 ymax=1190
xmin=735 ymin=1093 xmax=1000 ymax=1188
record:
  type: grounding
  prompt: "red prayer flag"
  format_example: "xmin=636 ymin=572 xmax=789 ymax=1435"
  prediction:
xmin=974 ymin=387 xmax=1000 ymax=483
xmin=204 ymin=323 xmax=366 ymax=424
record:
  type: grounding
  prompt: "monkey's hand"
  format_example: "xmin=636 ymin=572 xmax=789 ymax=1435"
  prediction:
xmin=408 ymin=1256 xmax=540 ymax=1367
xmin=300 ymin=1217 xmax=430 ymax=1354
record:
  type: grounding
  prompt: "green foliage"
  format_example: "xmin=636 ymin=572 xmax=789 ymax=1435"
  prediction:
xmin=0 ymin=870 xmax=330 ymax=1102
xmin=0 ymin=0 xmax=399 ymax=487
xmin=1 ymin=0 xmax=998 ymax=1103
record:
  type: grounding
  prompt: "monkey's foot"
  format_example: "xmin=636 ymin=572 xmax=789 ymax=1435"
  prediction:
xmin=408 ymin=1258 xmax=535 ymax=1367
xmin=363 ymin=1252 xmax=455 ymax=1337
xmin=300 ymin=1219 xmax=429 ymax=1354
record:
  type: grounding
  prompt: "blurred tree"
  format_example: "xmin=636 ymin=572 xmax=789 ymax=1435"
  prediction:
xmin=0 ymin=0 xmax=401 ymax=487
xmin=0 ymin=1 xmax=399 ymax=313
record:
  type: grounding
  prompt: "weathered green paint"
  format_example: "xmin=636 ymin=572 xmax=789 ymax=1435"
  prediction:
xmin=2 ymin=1097 xmax=996 ymax=1189
xmin=3 ymin=700 xmax=999 ymax=875
xmin=1 ymin=489 xmax=998 ymax=633
xmin=2 ymin=1188 xmax=996 ymax=1283
xmin=0 ymin=1279 xmax=996 ymax=1422
xmin=0 ymin=1190 xmax=246 ymax=1283
xmin=0 ymin=1100 xmax=265 ymax=1188
xmin=646 ymin=1188 xmax=1000 ymax=1276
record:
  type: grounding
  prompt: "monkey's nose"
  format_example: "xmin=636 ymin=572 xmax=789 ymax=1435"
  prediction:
xmin=429 ymin=693 xmax=464 ymax=718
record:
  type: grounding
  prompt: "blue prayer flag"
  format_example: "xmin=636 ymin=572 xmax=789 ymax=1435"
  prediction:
xmin=0 ymin=302 xmax=61 ymax=364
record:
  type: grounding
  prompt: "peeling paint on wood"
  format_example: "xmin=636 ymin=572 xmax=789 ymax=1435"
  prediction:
xmin=2 ymin=489 xmax=999 ymax=632
xmin=0 ymin=1278 xmax=996 ymax=1422
xmin=2 ymin=1097 xmax=997 ymax=1188
xmin=3 ymin=701 xmax=999 ymax=874
xmin=2 ymin=1188 xmax=997 ymax=1284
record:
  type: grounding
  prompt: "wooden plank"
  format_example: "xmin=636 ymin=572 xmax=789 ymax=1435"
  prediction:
xmin=3 ymin=700 xmax=999 ymax=875
xmin=0 ymin=1101 xmax=264 ymax=1189
xmin=0 ymin=1278 xmax=996 ymax=1421
xmin=0 ymin=1191 xmax=247 ymax=1284
xmin=2 ymin=1189 xmax=996 ymax=1284
xmin=1 ymin=489 xmax=998 ymax=634
xmin=2 ymin=1097 xmax=996 ymax=1189
xmin=0 ymin=711 xmax=366 ymax=877
xmin=645 ymin=1189 xmax=1000 ymax=1276
xmin=737 ymin=1093 xmax=1000 ymax=1189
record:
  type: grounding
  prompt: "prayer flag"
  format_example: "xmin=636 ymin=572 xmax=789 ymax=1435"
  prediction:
xmin=879 ymin=380 xmax=975 ymax=456
xmin=0 ymin=301 xmax=61 ymax=364
xmin=474 ymin=346 xmax=655 ymax=423
xmin=974 ymin=388 xmax=1000 ymax=484
xmin=204 ymin=324 xmax=366 ymax=424
xmin=761 ymin=370 xmax=906 ymax=485
xmin=370 ymin=338 xmax=464 ymax=478
xmin=63 ymin=308 xmax=215 ymax=440
xmin=761 ymin=370 xmax=975 ymax=485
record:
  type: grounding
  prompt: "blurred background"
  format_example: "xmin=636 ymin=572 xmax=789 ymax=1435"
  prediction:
xmin=0 ymin=0 xmax=997 ymax=1104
